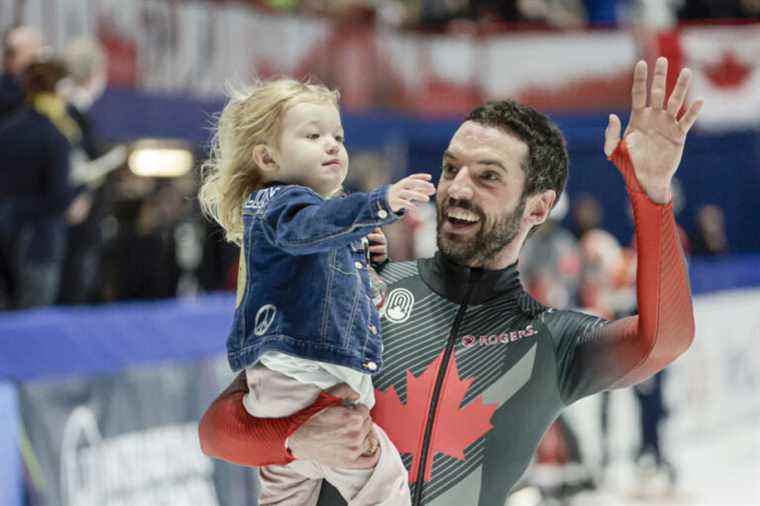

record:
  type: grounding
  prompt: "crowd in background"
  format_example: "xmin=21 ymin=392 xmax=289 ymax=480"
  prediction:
xmin=0 ymin=21 xmax=731 ymax=313
xmin=0 ymin=0 xmax=742 ymax=313
xmin=239 ymin=0 xmax=760 ymax=30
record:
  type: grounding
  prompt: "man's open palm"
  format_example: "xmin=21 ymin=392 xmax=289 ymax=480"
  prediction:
xmin=604 ymin=57 xmax=704 ymax=203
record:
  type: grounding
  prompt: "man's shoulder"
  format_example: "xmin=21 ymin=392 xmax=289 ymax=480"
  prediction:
xmin=538 ymin=306 xmax=608 ymax=344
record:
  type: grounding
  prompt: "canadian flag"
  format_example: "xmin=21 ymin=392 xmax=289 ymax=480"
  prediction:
xmin=660 ymin=25 xmax=760 ymax=131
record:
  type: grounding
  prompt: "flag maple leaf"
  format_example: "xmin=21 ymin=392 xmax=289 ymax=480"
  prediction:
xmin=704 ymin=52 xmax=752 ymax=89
xmin=372 ymin=351 xmax=497 ymax=483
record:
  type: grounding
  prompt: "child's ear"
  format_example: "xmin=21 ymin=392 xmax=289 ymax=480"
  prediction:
xmin=253 ymin=145 xmax=278 ymax=174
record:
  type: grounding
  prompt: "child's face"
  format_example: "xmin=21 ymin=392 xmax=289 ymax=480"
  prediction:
xmin=274 ymin=101 xmax=348 ymax=197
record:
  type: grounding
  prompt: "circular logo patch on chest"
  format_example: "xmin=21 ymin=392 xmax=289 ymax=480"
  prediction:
xmin=383 ymin=288 xmax=415 ymax=323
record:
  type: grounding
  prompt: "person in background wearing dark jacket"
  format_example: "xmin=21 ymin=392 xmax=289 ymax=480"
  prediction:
xmin=56 ymin=38 xmax=126 ymax=304
xmin=0 ymin=57 xmax=83 ymax=309
xmin=0 ymin=26 xmax=43 ymax=117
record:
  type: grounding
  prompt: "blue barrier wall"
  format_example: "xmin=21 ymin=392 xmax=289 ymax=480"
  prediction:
xmin=0 ymin=381 xmax=21 ymax=506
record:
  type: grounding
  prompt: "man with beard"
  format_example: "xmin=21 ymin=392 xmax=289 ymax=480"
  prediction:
xmin=198 ymin=57 xmax=701 ymax=506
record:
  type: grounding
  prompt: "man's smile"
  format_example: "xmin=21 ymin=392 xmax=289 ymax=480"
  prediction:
xmin=442 ymin=205 xmax=482 ymax=235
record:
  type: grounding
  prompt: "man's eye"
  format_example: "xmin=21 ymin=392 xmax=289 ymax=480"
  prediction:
xmin=481 ymin=171 xmax=499 ymax=181
xmin=442 ymin=164 xmax=457 ymax=177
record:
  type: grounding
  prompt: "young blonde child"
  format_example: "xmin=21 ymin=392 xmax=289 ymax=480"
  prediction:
xmin=198 ymin=78 xmax=434 ymax=505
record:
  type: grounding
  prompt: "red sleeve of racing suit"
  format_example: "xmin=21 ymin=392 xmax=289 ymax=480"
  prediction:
xmin=551 ymin=140 xmax=695 ymax=403
xmin=603 ymin=140 xmax=695 ymax=388
xmin=198 ymin=372 xmax=343 ymax=467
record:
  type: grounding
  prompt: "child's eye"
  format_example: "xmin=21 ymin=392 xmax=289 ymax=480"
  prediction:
xmin=335 ymin=135 xmax=345 ymax=143
xmin=307 ymin=133 xmax=320 ymax=140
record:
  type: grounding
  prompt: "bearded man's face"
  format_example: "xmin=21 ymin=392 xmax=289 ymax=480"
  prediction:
xmin=436 ymin=121 xmax=530 ymax=267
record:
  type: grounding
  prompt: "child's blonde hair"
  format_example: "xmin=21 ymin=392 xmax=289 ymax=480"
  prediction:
xmin=198 ymin=78 xmax=340 ymax=244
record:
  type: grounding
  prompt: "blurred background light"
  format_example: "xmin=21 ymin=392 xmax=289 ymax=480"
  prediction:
xmin=127 ymin=140 xmax=194 ymax=178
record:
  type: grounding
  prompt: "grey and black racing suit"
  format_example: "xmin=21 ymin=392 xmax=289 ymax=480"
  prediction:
xmin=198 ymin=142 xmax=695 ymax=505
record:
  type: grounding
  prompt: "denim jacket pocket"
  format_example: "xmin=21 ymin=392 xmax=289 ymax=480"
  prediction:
xmin=331 ymin=248 xmax=360 ymax=276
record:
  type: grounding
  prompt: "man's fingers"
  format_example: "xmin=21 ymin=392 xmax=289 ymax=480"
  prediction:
xmin=631 ymin=60 xmax=648 ymax=110
xmin=667 ymin=68 xmax=692 ymax=118
xmin=678 ymin=99 xmax=704 ymax=133
xmin=650 ymin=57 xmax=668 ymax=110
xmin=368 ymin=245 xmax=387 ymax=254
xmin=604 ymin=114 xmax=622 ymax=157
xmin=325 ymin=383 xmax=360 ymax=402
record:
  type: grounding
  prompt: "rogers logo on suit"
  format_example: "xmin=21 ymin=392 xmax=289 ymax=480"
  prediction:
xmin=461 ymin=325 xmax=537 ymax=348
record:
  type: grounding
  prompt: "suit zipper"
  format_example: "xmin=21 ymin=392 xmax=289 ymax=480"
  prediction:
xmin=412 ymin=284 xmax=475 ymax=505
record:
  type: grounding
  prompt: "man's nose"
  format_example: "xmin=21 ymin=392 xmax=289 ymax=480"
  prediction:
xmin=448 ymin=166 xmax=474 ymax=200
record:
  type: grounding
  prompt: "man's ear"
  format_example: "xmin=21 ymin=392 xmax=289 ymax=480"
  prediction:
xmin=252 ymin=145 xmax=278 ymax=174
xmin=526 ymin=190 xmax=557 ymax=226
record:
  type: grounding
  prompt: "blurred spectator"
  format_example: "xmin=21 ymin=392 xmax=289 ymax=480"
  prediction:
xmin=101 ymin=178 xmax=191 ymax=301
xmin=516 ymin=194 xmax=595 ymax=501
xmin=581 ymin=0 xmax=620 ymax=26
xmin=0 ymin=57 xmax=83 ymax=309
xmin=678 ymin=0 xmax=760 ymax=20
xmin=517 ymin=0 xmax=588 ymax=28
xmin=416 ymin=0 xmax=471 ymax=29
xmin=577 ymin=228 xmax=635 ymax=318
xmin=57 ymin=38 xmax=127 ymax=304
xmin=691 ymin=204 xmax=729 ymax=256
xmin=519 ymin=193 xmax=582 ymax=309
xmin=633 ymin=369 xmax=677 ymax=488
xmin=1 ymin=26 xmax=44 ymax=116
xmin=570 ymin=194 xmax=603 ymax=240
xmin=629 ymin=0 xmax=681 ymax=28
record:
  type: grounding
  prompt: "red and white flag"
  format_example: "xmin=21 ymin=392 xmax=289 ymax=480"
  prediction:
xmin=663 ymin=25 xmax=760 ymax=131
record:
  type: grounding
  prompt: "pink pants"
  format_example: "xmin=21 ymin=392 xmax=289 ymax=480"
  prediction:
xmin=244 ymin=365 xmax=411 ymax=506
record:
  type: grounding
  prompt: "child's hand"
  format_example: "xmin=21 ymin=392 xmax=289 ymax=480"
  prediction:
xmin=387 ymin=173 xmax=435 ymax=213
xmin=367 ymin=228 xmax=388 ymax=264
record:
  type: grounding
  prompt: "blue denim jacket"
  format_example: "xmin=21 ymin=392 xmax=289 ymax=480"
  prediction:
xmin=227 ymin=182 xmax=400 ymax=374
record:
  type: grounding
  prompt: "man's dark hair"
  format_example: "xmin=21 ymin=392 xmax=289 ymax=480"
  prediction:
xmin=466 ymin=100 xmax=568 ymax=206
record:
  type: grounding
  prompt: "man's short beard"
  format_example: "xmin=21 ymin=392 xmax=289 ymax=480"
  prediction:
xmin=436 ymin=195 xmax=526 ymax=266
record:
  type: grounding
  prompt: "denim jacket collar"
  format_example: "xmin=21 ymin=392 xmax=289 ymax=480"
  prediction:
xmin=418 ymin=251 xmax=523 ymax=305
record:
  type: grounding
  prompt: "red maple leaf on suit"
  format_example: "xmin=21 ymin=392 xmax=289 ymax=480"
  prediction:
xmin=372 ymin=351 xmax=498 ymax=483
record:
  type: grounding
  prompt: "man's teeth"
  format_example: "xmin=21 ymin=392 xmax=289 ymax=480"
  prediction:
xmin=447 ymin=209 xmax=480 ymax=222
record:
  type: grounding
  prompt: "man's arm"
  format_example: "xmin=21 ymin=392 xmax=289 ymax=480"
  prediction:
xmin=198 ymin=373 xmax=379 ymax=468
xmin=554 ymin=58 xmax=702 ymax=403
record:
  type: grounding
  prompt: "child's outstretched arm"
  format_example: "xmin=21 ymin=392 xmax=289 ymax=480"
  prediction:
xmin=261 ymin=174 xmax=434 ymax=255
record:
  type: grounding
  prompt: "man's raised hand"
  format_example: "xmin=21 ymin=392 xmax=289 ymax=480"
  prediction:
xmin=604 ymin=57 xmax=704 ymax=204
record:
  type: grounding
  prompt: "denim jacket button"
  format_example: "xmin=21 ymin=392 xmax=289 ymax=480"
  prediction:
xmin=368 ymin=323 xmax=377 ymax=334
xmin=364 ymin=361 xmax=378 ymax=371
xmin=354 ymin=261 xmax=363 ymax=269
xmin=377 ymin=209 xmax=388 ymax=219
